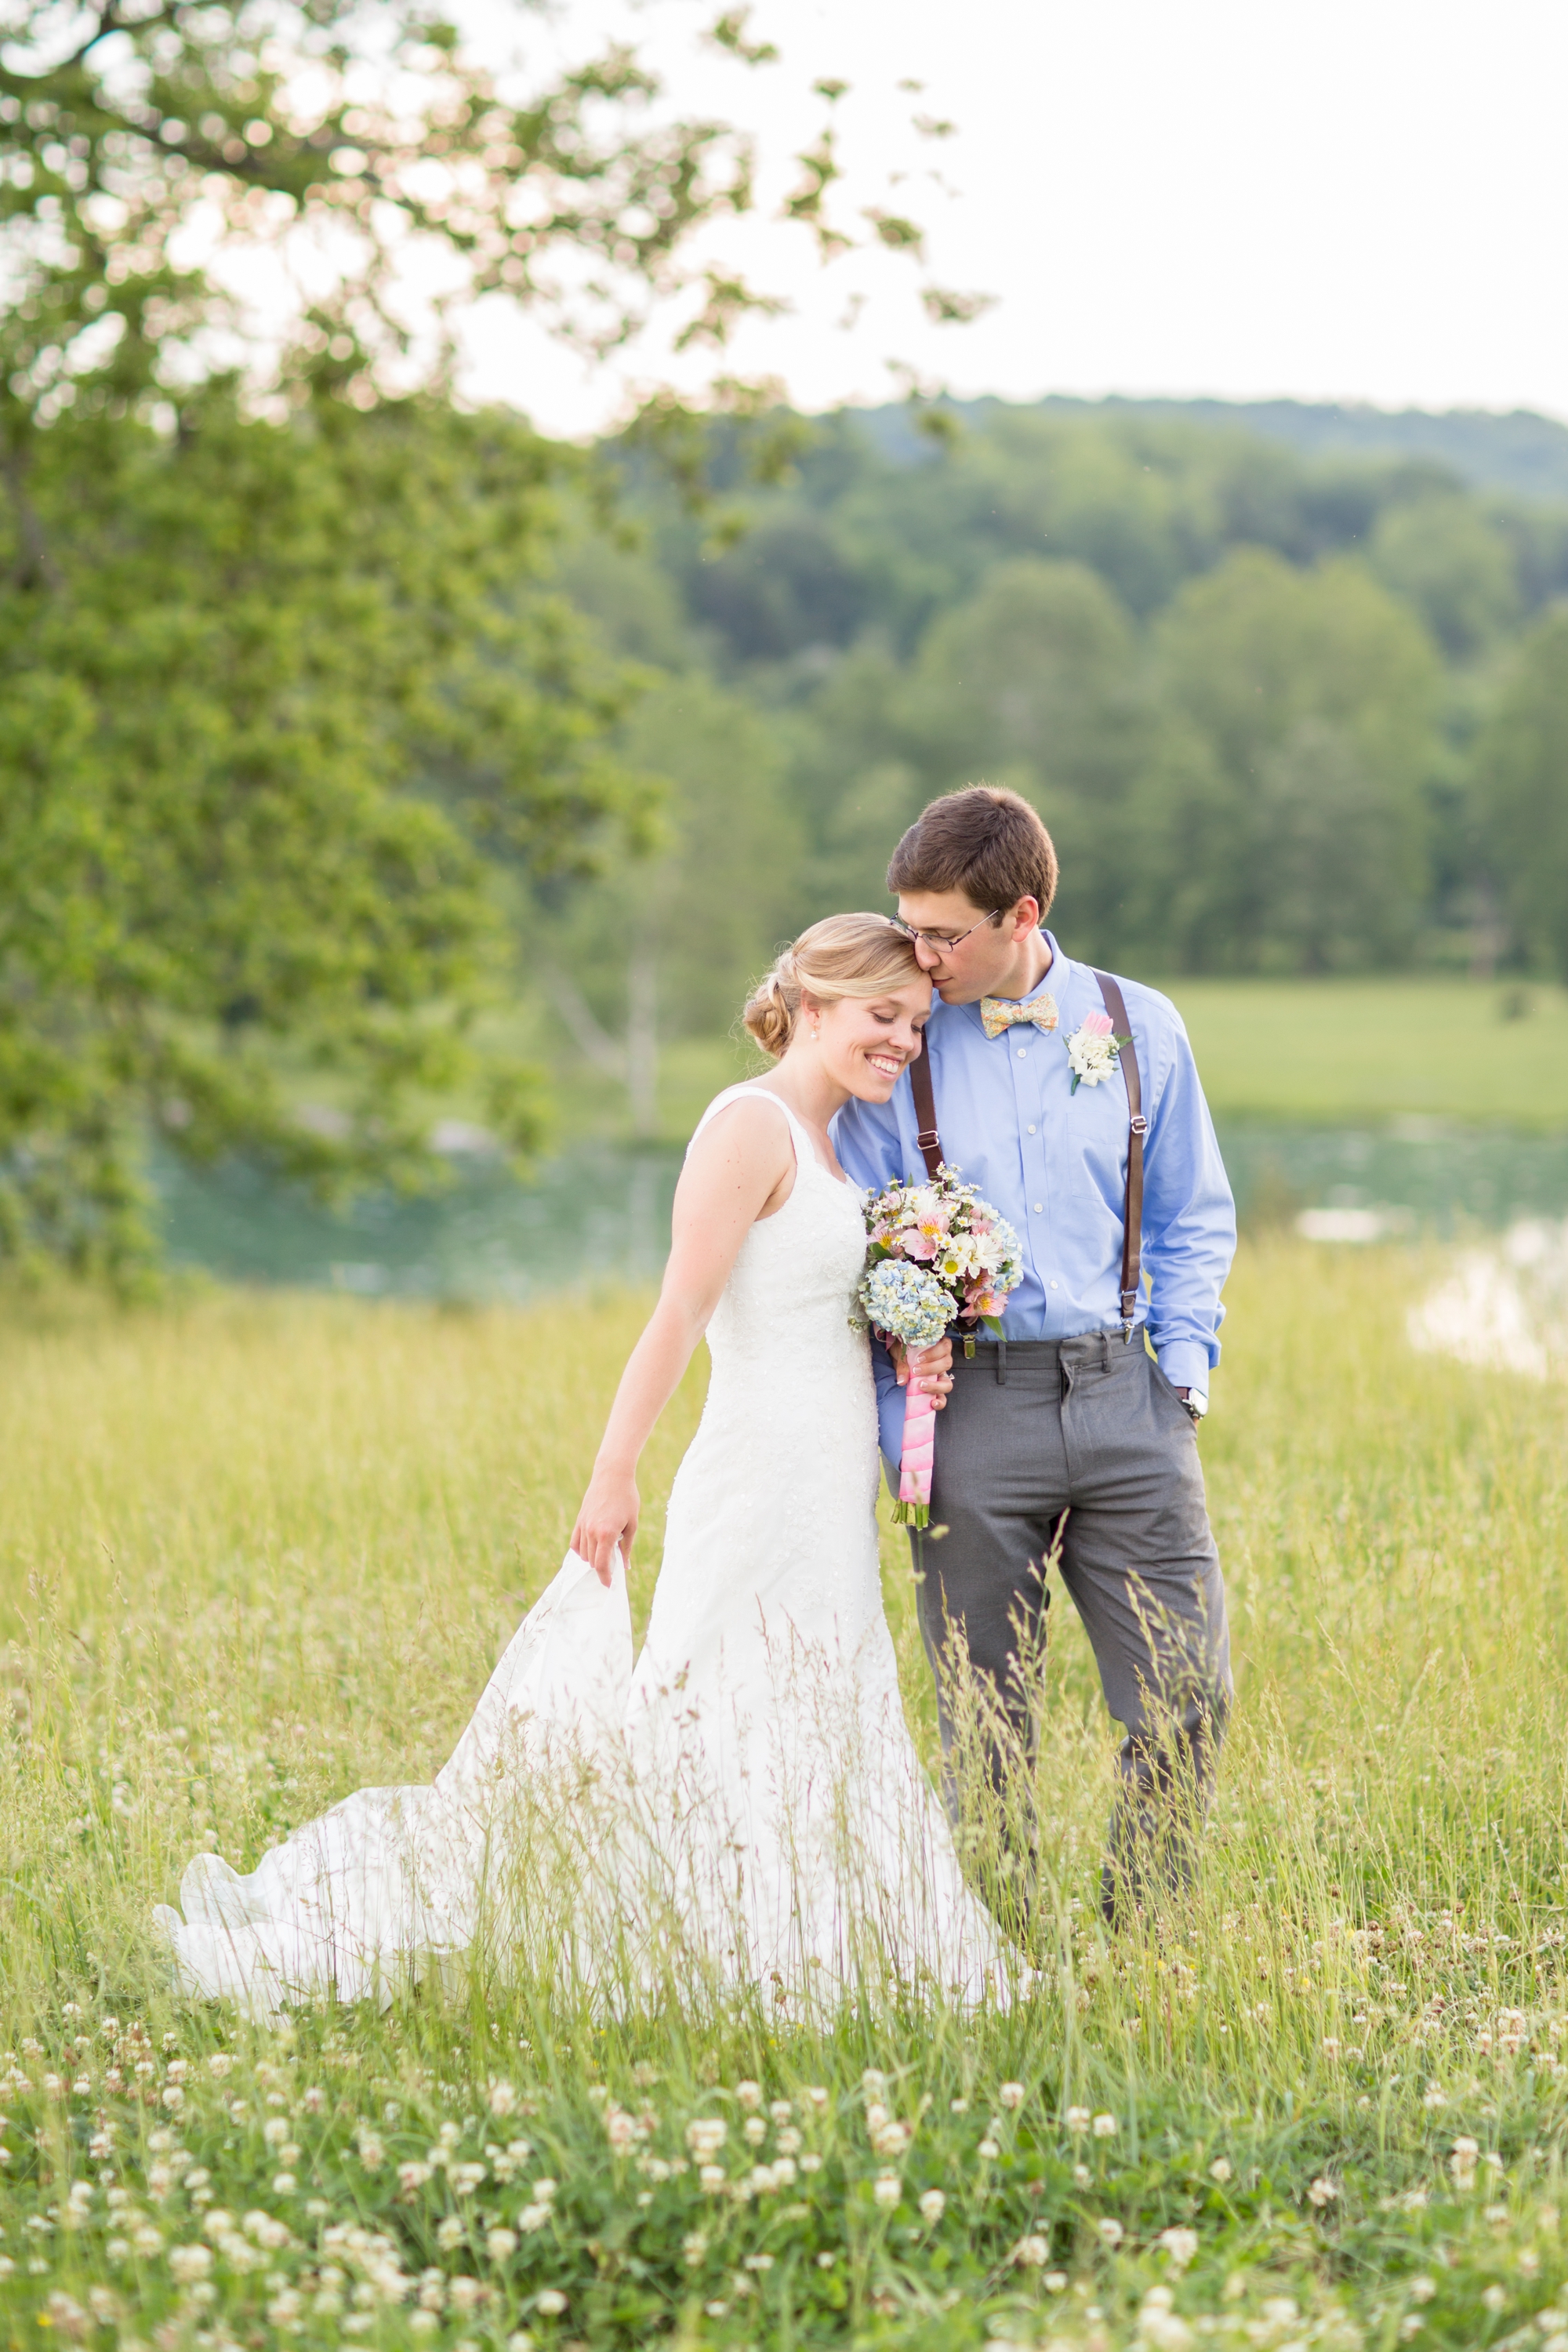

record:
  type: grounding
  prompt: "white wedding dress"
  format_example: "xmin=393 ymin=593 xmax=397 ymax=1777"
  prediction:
xmin=155 ymin=1087 xmax=1011 ymax=2016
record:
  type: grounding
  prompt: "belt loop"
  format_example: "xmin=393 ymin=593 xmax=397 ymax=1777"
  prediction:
xmin=1101 ymin=1330 xmax=1112 ymax=1374
xmin=996 ymin=1337 xmax=1007 ymax=1388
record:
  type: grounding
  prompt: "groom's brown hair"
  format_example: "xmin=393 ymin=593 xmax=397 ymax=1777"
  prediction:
xmin=887 ymin=785 xmax=1058 ymax=917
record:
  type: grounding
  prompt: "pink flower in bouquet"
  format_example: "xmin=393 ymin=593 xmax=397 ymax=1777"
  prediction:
xmin=1080 ymin=1008 xmax=1115 ymax=1039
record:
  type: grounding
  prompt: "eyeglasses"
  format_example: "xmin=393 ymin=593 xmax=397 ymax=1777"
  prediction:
xmin=890 ymin=912 xmax=1004 ymax=954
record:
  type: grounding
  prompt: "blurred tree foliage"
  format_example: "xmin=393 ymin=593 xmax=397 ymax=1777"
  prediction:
xmin=546 ymin=402 xmax=1568 ymax=1083
xmin=1477 ymin=611 xmax=1568 ymax=982
xmin=0 ymin=0 xmax=927 ymax=1269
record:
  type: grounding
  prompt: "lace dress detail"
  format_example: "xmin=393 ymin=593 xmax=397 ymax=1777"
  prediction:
xmin=155 ymin=1084 xmax=1011 ymax=2013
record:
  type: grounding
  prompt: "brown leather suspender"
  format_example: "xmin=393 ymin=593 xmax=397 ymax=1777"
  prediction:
xmin=1090 ymin=970 xmax=1147 ymax=1341
xmin=909 ymin=1031 xmax=944 ymax=1182
xmin=908 ymin=972 xmax=1147 ymax=1340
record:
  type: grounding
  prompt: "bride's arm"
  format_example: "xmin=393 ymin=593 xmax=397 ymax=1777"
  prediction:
xmin=569 ymin=1101 xmax=794 ymax=1585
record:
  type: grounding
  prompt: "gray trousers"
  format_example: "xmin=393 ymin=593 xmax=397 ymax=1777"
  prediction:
xmin=912 ymin=1332 xmax=1232 ymax=1918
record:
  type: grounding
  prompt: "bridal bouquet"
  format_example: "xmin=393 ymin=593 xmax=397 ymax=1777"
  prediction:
xmin=856 ymin=1170 xmax=1023 ymax=1526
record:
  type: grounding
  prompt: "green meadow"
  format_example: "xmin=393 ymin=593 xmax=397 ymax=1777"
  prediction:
xmin=4 ymin=1240 xmax=1568 ymax=2349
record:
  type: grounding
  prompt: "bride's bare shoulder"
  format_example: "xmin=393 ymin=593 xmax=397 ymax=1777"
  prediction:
xmin=688 ymin=1085 xmax=796 ymax=1159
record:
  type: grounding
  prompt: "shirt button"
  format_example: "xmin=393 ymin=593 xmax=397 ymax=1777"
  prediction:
xmin=1050 ymin=1279 xmax=1060 ymax=1290
xmin=1016 ymin=1045 xmax=1027 ymax=1058
xmin=1027 ymin=1123 xmax=1036 ymax=1135
xmin=1033 ymin=1203 xmax=1043 ymax=1214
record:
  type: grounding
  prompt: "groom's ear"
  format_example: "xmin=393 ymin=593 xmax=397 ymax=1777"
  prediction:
xmin=1004 ymin=895 xmax=1041 ymax=941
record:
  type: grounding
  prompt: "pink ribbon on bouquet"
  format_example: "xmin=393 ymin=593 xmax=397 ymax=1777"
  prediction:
xmin=897 ymin=1374 xmax=937 ymax=1527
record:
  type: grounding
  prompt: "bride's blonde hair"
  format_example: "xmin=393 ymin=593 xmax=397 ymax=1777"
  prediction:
xmin=742 ymin=914 xmax=923 ymax=1059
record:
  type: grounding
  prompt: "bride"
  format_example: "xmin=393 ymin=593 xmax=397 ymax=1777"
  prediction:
xmin=157 ymin=915 xmax=1014 ymax=2015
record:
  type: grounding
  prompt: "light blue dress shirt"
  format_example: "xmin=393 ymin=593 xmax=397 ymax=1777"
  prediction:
xmin=831 ymin=934 xmax=1236 ymax=1474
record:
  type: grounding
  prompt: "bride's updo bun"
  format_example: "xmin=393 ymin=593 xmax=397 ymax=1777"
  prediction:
xmin=742 ymin=914 xmax=922 ymax=1059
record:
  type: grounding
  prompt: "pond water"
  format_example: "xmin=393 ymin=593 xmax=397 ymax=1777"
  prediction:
xmin=154 ymin=1117 xmax=1568 ymax=1303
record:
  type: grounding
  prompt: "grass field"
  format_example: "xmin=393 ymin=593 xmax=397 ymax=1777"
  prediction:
xmin=4 ymin=1247 xmax=1568 ymax=2349
xmin=546 ymin=979 xmax=1568 ymax=1147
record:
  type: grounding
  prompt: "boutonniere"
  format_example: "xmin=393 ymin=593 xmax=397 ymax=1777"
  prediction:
xmin=1065 ymin=1008 xmax=1131 ymax=1093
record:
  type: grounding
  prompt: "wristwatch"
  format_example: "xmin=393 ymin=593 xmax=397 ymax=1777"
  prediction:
xmin=1177 ymin=1388 xmax=1208 ymax=1423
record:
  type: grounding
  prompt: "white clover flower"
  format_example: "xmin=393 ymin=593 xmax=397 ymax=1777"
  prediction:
xmin=1159 ymin=2227 xmax=1199 ymax=2268
xmin=169 ymin=2245 xmax=212 ymax=2284
xmin=998 ymin=2082 xmax=1025 ymax=2111
xmin=487 ymin=2228 xmax=517 ymax=2260
xmin=436 ymin=2217 xmax=465 ymax=2251
xmin=535 ymin=2290 xmax=567 ymax=2317
xmin=873 ymin=2172 xmax=902 ymax=2209
xmin=1308 ymin=2176 xmax=1340 ymax=2208
xmin=515 ymin=2205 xmax=551 ymax=2234
xmin=1097 ymin=2218 xmax=1124 ymax=2246
xmin=1141 ymin=2311 xmax=1195 ymax=2351
xmin=977 ymin=2137 xmax=1000 ymax=2160
xmin=1209 ymin=2157 xmax=1232 ymax=2184
xmin=801 ymin=2087 xmax=829 ymax=2114
xmin=1091 ymin=2112 xmax=1118 ymax=2139
xmin=735 ymin=2081 xmax=762 ymax=2111
xmin=506 ymin=2336 xmax=535 ymax=2352
xmin=1011 ymin=2234 xmax=1050 ymax=2267
xmin=698 ymin=2165 xmax=727 ymax=2195
xmin=743 ymin=2117 xmax=768 ymax=2147
xmin=918 ymin=2190 xmax=946 ymax=2224
xmin=488 ymin=2080 xmax=517 ymax=2118
xmin=1065 ymin=2106 xmax=1091 ymax=2133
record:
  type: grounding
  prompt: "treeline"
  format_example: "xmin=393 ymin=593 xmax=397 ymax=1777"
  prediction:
xmin=541 ymin=403 xmax=1568 ymax=1056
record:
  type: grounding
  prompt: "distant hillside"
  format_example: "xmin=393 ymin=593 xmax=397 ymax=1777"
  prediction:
xmin=855 ymin=394 xmax=1568 ymax=506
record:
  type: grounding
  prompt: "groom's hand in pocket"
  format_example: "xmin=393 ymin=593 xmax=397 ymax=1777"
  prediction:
xmin=895 ymin=1337 xmax=954 ymax=1410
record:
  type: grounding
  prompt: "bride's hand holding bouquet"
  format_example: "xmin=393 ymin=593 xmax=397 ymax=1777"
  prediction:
xmin=857 ymin=1167 xmax=1023 ymax=1526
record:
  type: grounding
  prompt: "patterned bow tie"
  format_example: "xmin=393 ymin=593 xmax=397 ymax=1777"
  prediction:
xmin=980 ymin=990 xmax=1059 ymax=1040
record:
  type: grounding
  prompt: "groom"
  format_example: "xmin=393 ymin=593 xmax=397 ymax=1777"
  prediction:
xmin=832 ymin=786 xmax=1236 ymax=1922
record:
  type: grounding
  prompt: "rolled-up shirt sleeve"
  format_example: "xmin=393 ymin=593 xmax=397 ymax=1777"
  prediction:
xmin=1139 ymin=1011 xmax=1236 ymax=1394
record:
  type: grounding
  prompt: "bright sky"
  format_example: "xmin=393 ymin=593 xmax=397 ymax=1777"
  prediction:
xmin=455 ymin=0 xmax=1568 ymax=437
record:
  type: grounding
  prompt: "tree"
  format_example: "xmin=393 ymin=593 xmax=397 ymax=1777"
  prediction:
xmin=1476 ymin=608 xmax=1568 ymax=980
xmin=0 ymin=0 xmax=953 ymax=1271
xmin=1135 ymin=550 xmax=1441 ymax=971
xmin=1370 ymin=491 xmax=1521 ymax=661
xmin=538 ymin=673 xmax=803 ymax=1133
